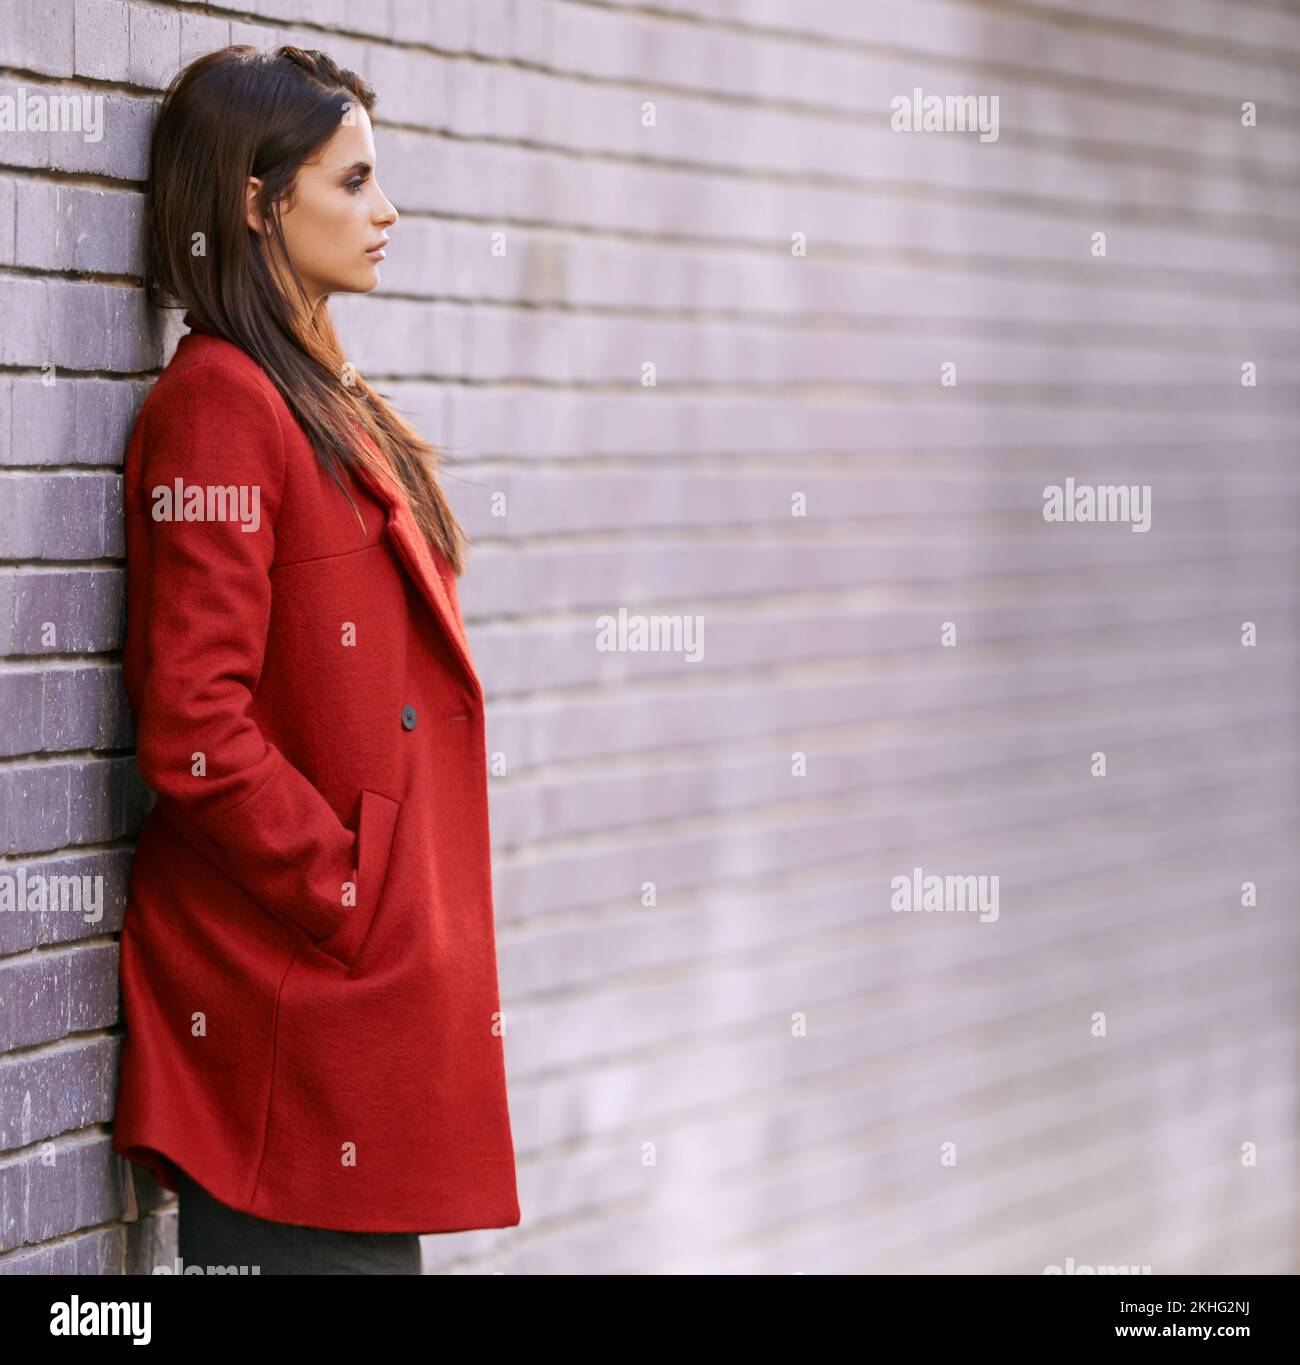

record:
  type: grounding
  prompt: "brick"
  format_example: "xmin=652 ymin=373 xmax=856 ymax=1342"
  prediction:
xmin=0 ymin=80 xmax=133 ymax=174
xmin=0 ymin=0 xmax=74 ymax=78
xmin=5 ymin=376 xmax=148 ymax=466
xmin=0 ymin=1037 xmax=118 ymax=1147
xmin=47 ymin=279 xmax=158 ymax=372
xmin=391 ymin=0 xmax=472 ymax=49
xmin=228 ymin=21 xmax=280 ymax=52
xmin=14 ymin=181 xmax=144 ymax=275
xmin=0 ymin=1131 xmax=122 ymax=1250
xmin=0 ymin=375 xmax=10 ymax=462
xmin=366 ymin=42 xmax=451 ymax=130
xmin=0 ymin=570 xmax=15 ymax=652
xmin=127 ymin=3 xmax=180 ymax=88
xmin=0 ymin=946 xmax=116 ymax=1053
xmin=0 ymin=472 xmax=119 ymax=558
xmin=0 ymin=175 xmax=15 ymax=266
xmin=0 ymin=1223 xmax=132 ymax=1273
xmin=179 ymin=11 xmax=231 ymax=68
xmin=0 ymin=671 xmax=44 ymax=756
xmin=247 ymin=0 xmax=351 ymax=28
xmin=0 ymin=276 xmax=50 ymax=365
xmin=0 ymin=756 xmax=142 ymax=856
xmin=38 ymin=664 xmax=133 ymax=754
xmin=53 ymin=93 xmax=153 ymax=181
xmin=0 ymin=848 xmax=130 ymax=953
xmin=11 ymin=569 xmax=126 ymax=654
xmin=73 ymin=0 xmax=131 ymax=83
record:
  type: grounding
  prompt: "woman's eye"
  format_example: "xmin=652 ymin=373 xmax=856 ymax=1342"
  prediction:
xmin=346 ymin=177 xmax=366 ymax=194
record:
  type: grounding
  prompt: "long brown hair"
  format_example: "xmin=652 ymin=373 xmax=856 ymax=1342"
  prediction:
xmin=144 ymin=44 xmax=468 ymax=574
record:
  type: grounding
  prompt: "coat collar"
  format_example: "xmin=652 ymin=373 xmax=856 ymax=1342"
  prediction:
xmin=181 ymin=310 xmax=482 ymax=705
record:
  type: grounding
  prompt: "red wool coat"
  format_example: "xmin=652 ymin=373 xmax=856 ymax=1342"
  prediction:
xmin=111 ymin=313 xmax=521 ymax=1234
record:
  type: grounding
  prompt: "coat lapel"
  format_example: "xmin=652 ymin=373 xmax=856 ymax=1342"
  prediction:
xmin=347 ymin=450 xmax=484 ymax=706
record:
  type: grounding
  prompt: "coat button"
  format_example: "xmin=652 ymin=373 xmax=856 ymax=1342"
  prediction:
xmin=401 ymin=705 xmax=418 ymax=730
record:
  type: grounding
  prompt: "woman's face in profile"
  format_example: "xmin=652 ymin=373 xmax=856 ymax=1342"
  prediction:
xmin=250 ymin=104 xmax=398 ymax=310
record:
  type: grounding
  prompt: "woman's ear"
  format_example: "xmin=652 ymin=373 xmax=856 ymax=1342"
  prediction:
xmin=245 ymin=176 xmax=264 ymax=236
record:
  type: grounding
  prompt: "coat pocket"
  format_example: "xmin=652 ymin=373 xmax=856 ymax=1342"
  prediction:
xmin=314 ymin=788 xmax=401 ymax=971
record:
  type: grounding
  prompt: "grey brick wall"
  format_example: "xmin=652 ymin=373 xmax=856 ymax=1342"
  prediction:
xmin=2 ymin=0 xmax=1298 ymax=1273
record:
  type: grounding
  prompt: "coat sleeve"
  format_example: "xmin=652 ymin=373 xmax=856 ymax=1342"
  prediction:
xmin=129 ymin=358 xmax=360 ymax=961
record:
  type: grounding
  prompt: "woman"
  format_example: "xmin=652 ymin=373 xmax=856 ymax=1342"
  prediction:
xmin=112 ymin=45 xmax=521 ymax=1275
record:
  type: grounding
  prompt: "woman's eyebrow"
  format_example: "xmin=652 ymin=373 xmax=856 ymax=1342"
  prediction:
xmin=339 ymin=160 xmax=372 ymax=174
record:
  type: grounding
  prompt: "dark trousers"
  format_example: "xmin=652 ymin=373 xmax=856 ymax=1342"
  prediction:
xmin=176 ymin=1170 xmax=422 ymax=1275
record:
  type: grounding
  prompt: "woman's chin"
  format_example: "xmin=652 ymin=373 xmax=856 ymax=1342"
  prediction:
xmin=333 ymin=265 xmax=384 ymax=295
